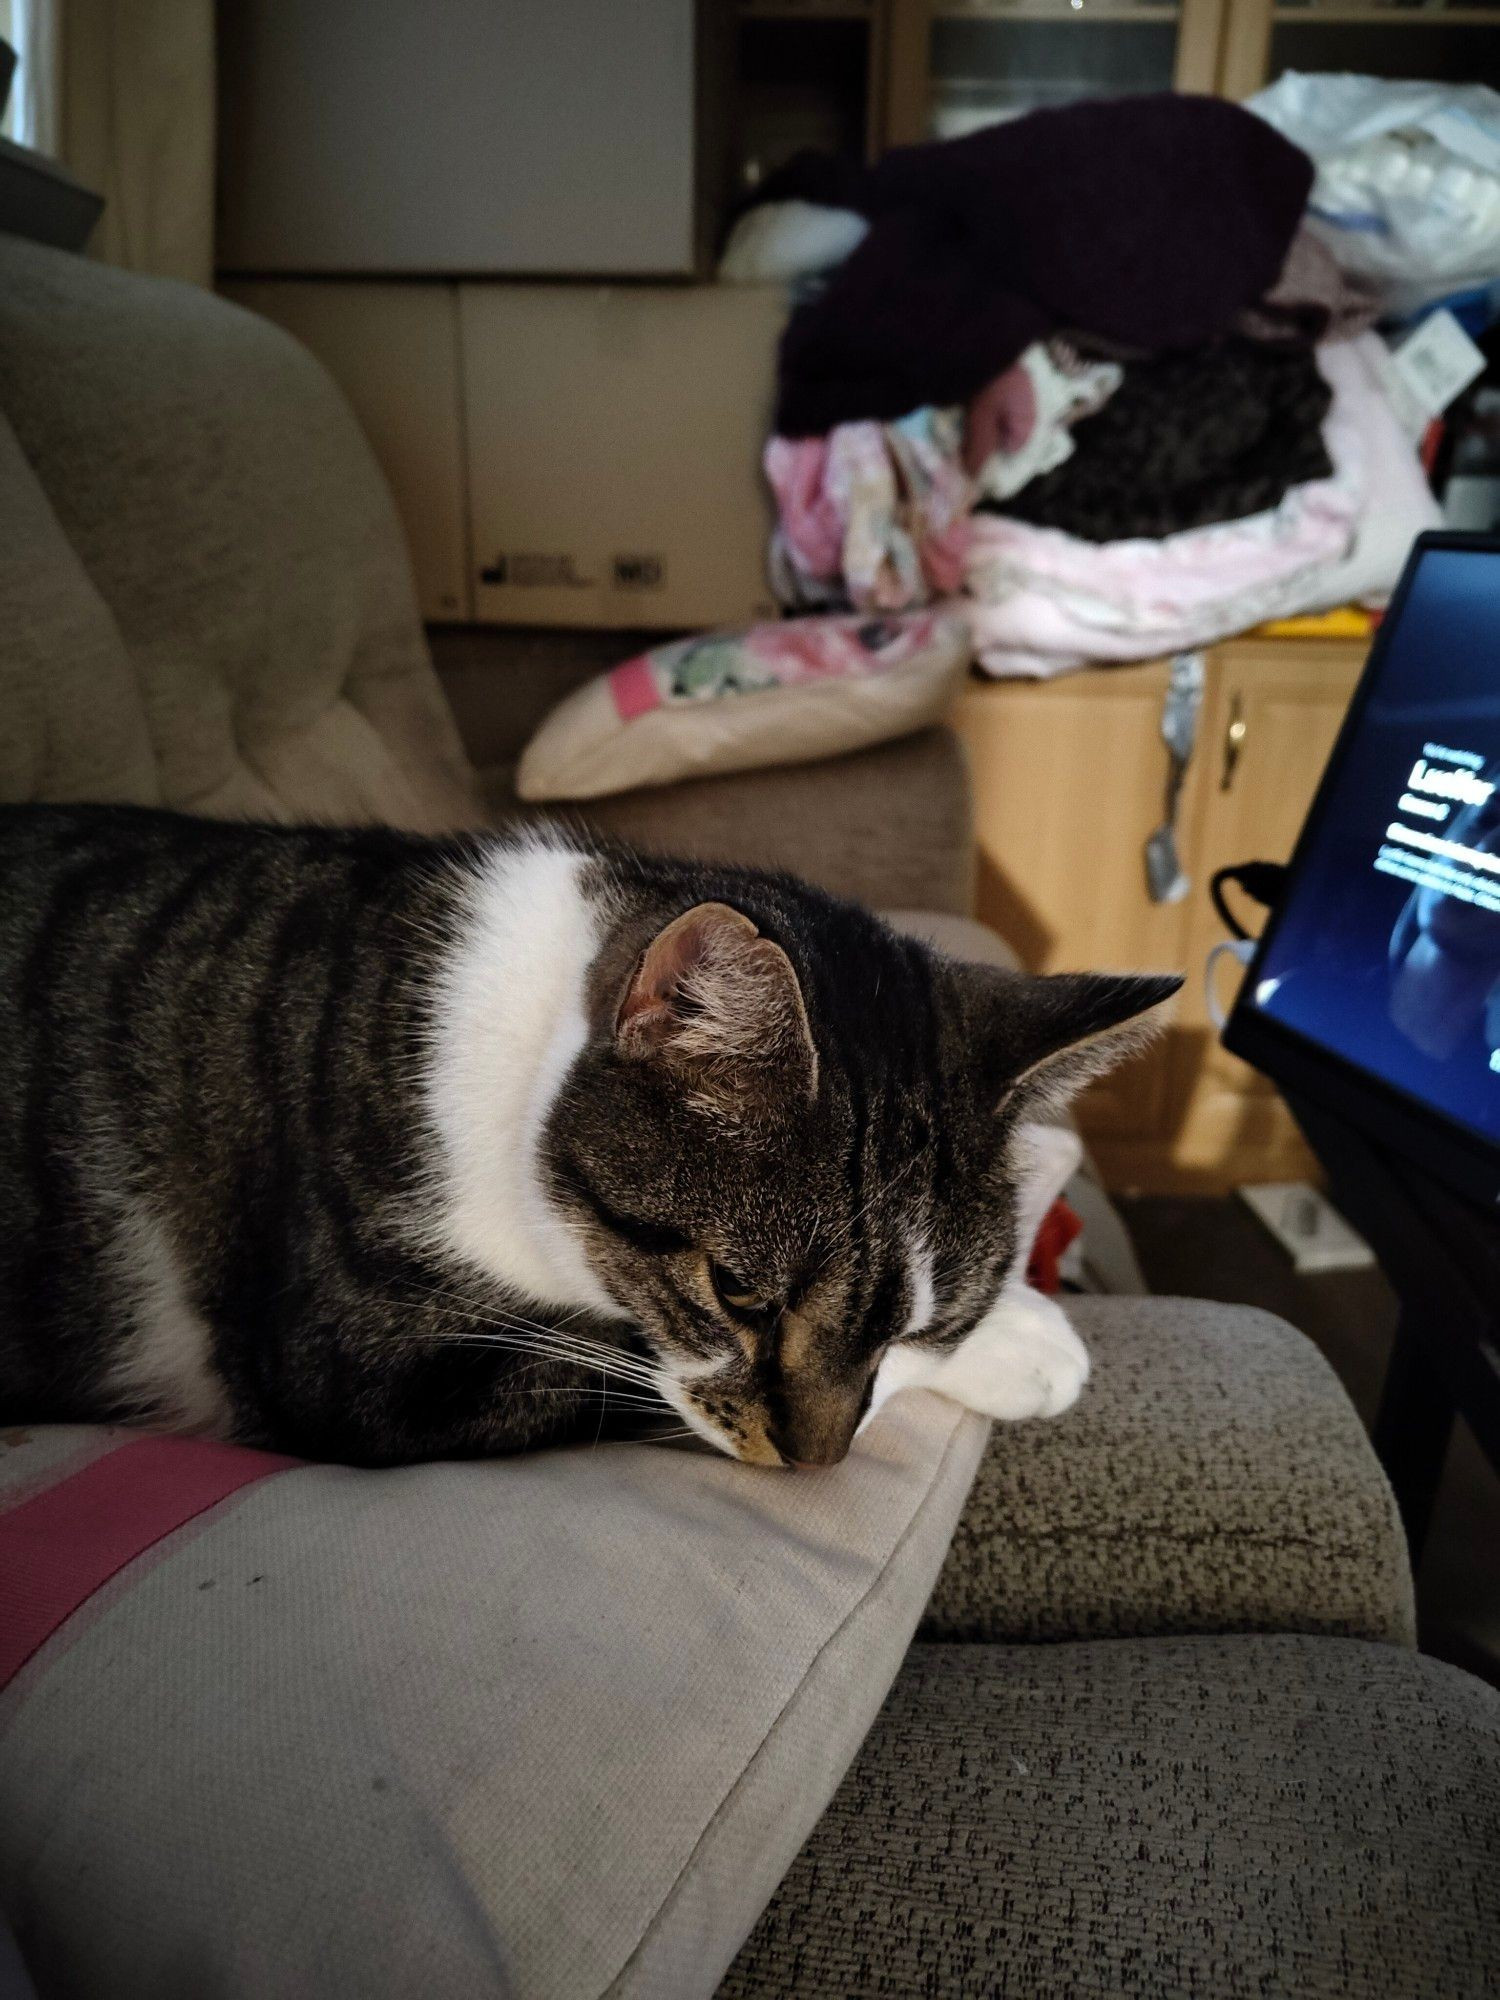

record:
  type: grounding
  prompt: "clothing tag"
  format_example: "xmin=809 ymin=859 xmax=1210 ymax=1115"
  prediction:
xmin=1392 ymin=309 xmax=1487 ymax=420
xmin=1160 ymin=650 xmax=1204 ymax=766
xmin=1145 ymin=652 xmax=1204 ymax=905
xmin=1145 ymin=825 xmax=1189 ymax=905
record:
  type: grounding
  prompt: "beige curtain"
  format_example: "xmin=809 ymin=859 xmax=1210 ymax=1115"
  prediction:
xmin=21 ymin=0 xmax=214 ymax=286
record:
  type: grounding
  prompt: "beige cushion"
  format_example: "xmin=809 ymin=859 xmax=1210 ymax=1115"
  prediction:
xmin=516 ymin=614 xmax=970 ymax=804
xmin=0 ymin=233 xmax=479 ymax=831
xmin=0 ymin=1396 xmax=987 ymax=1999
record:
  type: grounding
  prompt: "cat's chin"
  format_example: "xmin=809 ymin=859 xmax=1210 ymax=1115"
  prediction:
xmin=865 ymin=1284 xmax=1090 ymax=1428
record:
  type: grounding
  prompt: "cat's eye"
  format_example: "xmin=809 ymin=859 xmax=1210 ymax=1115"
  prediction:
xmin=709 ymin=1260 xmax=773 ymax=1318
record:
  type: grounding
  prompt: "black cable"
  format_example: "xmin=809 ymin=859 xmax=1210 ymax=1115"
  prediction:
xmin=1210 ymin=861 xmax=1287 ymax=941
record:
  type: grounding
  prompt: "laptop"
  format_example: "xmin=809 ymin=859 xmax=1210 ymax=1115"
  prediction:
xmin=1223 ymin=531 xmax=1500 ymax=1214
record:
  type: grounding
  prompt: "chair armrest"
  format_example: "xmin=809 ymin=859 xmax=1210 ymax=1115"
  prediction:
xmin=921 ymin=1297 xmax=1415 ymax=1648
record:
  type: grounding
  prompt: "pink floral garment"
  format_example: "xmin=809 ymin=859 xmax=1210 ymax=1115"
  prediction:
xmin=765 ymin=409 xmax=971 ymax=614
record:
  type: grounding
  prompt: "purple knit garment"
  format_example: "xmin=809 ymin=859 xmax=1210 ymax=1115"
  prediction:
xmin=774 ymin=94 xmax=1314 ymax=437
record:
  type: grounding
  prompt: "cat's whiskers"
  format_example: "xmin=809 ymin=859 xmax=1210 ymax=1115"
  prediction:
xmin=450 ymin=1377 xmax=668 ymax=1409
xmin=451 ymin=1318 xmax=665 ymax=1389
xmin=414 ymin=1326 xmax=665 ymax=1393
xmin=398 ymin=1277 xmax=618 ymax=1348
xmin=377 ymin=1294 xmax=668 ymax=1392
xmin=393 ymin=1330 xmax=670 ymax=1408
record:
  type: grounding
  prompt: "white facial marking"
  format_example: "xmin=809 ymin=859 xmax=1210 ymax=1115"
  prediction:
xmin=423 ymin=836 xmax=626 ymax=1320
xmin=903 ymin=1234 xmax=935 ymax=1338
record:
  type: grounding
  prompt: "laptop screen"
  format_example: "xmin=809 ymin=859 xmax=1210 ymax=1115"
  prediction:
xmin=1239 ymin=540 xmax=1500 ymax=1150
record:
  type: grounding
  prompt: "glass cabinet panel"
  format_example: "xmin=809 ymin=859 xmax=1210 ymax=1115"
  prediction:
xmin=1268 ymin=3 xmax=1500 ymax=94
xmin=1221 ymin=0 xmax=1500 ymax=100
xmin=733 ymin=1 xmax=879 ymax=194
xmin=928 ymin=3 xmax=1183 ymax=135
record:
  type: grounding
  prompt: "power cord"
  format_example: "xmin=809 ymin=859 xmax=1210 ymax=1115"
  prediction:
xmin=1209 ymin=861 xmax=1287 ymax=941
xmin=1205 ymin=939 xmax=1255 ymax=1030
xmin=1205 ymin=861 xmax=1287 ymax=1029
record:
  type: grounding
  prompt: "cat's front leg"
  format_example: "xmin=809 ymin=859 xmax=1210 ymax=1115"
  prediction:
xmin=869 ymin=1284 xmax=1090 ymax=1425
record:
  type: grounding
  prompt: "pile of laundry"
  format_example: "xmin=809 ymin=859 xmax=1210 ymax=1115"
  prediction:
xmin=725 ymin=90 xmax=1447 ymax=678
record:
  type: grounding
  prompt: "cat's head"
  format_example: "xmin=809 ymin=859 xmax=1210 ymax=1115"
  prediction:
xmin=546 ymin=892 xmax=1177 ymax=1467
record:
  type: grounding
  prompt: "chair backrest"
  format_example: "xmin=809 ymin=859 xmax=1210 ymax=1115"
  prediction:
xmin=0 ymin=232 xmax=479 ymax=830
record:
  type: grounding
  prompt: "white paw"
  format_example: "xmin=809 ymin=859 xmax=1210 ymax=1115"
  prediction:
xmin=913 ymin=1286 xmax=1090 ymax=1423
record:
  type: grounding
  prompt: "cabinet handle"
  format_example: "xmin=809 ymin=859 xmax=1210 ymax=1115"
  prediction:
xmin=1221 ymin=695 xmax=1247 ymax=792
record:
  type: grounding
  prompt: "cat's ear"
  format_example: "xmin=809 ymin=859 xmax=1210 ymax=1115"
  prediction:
xmin=615 ymin=902 xmax=818 ymax=1114
xmin=965 ymin=966 xmax=1181 ymax=1118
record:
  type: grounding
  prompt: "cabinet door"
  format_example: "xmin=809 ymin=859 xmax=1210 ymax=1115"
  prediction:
xmin=461 ymin=284 xmax=783 ymax=631
xmin=221 ymin=281 xmax=471 ymax=625
xmin=1168 ymin=639 xmax=1366 ymax=1181
xmin=953 ymin=662 xmax=1203 ymax=1141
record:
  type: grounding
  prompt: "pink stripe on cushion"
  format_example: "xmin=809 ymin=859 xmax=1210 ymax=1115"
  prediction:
xmin=609 ymin=654 xmax=662 ymax=721
xmin=0 ymin=1435 xmax=299 ymax=1689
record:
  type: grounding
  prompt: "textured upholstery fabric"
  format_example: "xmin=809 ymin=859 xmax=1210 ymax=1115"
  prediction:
xmin=721 ymin=1634 xmax=1500 ymax=1999
xmin=484 ymin=727 xmax=975 ymax=915
xmin=0 ymin=233 xmax=478 ymax=830
xmin=925 ymin=1298 xmax=1415 ymax=1648
xmin=0 ymin=413 xmax=157 ymax=806
xmin=0 ymin=1400 xmax=988 ymax=2000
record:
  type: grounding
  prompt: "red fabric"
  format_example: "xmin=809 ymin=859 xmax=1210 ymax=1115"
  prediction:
xmin=0 ymin=1435 xmax=299 ymax=1689
xmin=1027 ymin=1197 xmax=1084 ymax=1295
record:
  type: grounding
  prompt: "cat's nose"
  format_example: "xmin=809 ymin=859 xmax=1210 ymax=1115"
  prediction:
xmin=769 ymin=1423 xmax=851 ymax=1469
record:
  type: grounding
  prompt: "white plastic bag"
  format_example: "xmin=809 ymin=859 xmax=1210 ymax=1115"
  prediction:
xmin=1250 ymin=73 xmax=1500 ymax=315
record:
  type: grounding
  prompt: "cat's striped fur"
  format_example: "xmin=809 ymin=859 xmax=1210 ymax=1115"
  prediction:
xmin=0 ymin=806 xmax=1176 ymax=1467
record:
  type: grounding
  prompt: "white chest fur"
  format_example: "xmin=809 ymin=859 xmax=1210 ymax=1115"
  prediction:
xmin=422 ymin=840 xmax=626 ymax=1319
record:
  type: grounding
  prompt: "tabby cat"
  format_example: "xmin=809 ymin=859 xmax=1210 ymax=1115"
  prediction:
xmin=0 ymin=807 xmax=1177 ymax=1468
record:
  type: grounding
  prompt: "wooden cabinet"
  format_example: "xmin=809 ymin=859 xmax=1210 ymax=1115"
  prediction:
xmin=220 ymin=278 xmax=783 ymax=633
xmin=460 ymin=285 xmax=781 ymax=632
xmin=219 ymin=282 xmax=472 ymax=625
xmin=953 ymin=660 xmax=1197 ymax=1143
xmin=1164 ymin=640 xmax=1365 ymax=1186
xmin=954 ymin=638 xmax=1366 ymax=1192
